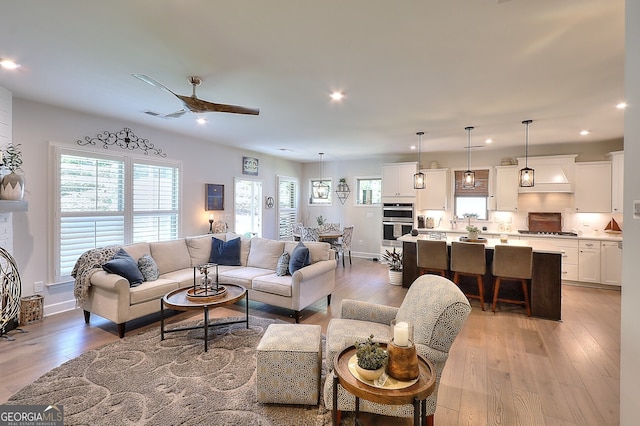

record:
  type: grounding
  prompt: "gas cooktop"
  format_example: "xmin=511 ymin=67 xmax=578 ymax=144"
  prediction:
xmin=518 ymin=230 xmax=578 ymax=237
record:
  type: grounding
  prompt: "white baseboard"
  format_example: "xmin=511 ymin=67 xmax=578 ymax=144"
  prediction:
xmin=43 ymin=299 xmax=77 ymax=318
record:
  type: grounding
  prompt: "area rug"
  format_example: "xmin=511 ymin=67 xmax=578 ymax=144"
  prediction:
xmin=8 ymin=316 xmax=331 ymax=425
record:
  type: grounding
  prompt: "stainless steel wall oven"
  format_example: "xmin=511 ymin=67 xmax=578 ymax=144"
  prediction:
xmin=382 ymin=203 xmax=414 ymax=247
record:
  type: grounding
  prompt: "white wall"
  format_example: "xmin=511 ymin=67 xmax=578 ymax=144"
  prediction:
xmin=12 ymin=98 xmax=301 ymax=315
xmin=621 ymin=1 xmax=639 ymax=423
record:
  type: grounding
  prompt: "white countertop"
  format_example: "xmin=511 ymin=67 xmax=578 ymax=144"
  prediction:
xmin=414 ymin=228 xmax=623 ymax=242
xmin=398 ymin=234 xmax=569 ymax=255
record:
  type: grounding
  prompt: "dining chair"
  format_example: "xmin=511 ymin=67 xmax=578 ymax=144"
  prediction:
xmin=327 ymin=223 xmax=341 ymax=232
xmin=291 ymin=222 xmax=303 ymax=241
xmin=299 ymin=226 xmax=319 ymax=242
xmin=450 ymin=241 xmax=486 ymax=310
xmin=417 ymin=239 xmax=448 ymax=277
xmin=333 ymin=225 xmax=353 ymax=267
xmin=492 ymin=244 xmax=533 ymax=316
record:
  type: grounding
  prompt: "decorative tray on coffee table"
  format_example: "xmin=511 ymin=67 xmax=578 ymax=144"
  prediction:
xmin=186 ymin=285 xmax=227 ymax=302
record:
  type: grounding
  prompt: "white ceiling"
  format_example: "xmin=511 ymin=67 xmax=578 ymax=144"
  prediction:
xmin=0 ymin=0 xmax=624 ymax=162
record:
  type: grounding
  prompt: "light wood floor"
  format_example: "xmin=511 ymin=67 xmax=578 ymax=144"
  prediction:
xmin=0 ymin=258 xmax=620 ymax=425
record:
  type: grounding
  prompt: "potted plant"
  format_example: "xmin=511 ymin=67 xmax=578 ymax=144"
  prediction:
xmin=354 ymin=334 xmax=389 ymax=381
xmin=1 ymin=143 xmax=24 ymax=200
xmin=316 ymin=215 xmax=326 ymax=226
xmin=382 ymin=248 xmax=403 ymax=285
xmin=466 ymin=224 xmax=480 ymax=240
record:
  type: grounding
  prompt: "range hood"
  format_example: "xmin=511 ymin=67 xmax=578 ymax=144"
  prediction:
xmin=517 ymin=155 xmax=576 ymax=193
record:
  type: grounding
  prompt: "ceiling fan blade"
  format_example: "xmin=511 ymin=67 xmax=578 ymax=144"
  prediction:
xmin=164 ymin=109 xmax=188 ymax=118
xmin=132 ymin=73 xmax=177 ymax=96
xmin=176 ymin=94 xmax=260 ymax=116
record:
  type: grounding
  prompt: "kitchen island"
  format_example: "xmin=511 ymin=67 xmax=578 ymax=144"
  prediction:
xmin=398 ymin=234 xmax=563 ymax=320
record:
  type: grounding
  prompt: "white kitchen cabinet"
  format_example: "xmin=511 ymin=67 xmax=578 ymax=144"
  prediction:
xmin=417 ymin=168 xmax=448 ymax=210
xmin=545 ymin=238 xmax=579 ymax=281
xmin=495 ymin=165 xmax=519 ymax=211
xmin=574 ymin=162 xmax=612 ymax=213
xmin=601 ymin=241 xmax=622 ymax=286
xmin=608 ymin=151 xmax=624 ymax=213
xmin=578 ymin=240 xmax=601 ymax=283
xmin=382 ymin=163 xmax=417 ymax=198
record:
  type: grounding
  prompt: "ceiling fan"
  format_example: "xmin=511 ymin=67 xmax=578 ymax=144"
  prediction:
xmin=132 ymin=74 xmax=260 ymax=118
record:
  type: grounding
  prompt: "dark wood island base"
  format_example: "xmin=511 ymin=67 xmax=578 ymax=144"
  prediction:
xmin=402 ymin=241 xmax=562 ymax=321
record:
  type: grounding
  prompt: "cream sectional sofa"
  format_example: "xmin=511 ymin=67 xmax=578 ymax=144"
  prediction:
xmin=82 ymin=233 xmax=337 ymax=337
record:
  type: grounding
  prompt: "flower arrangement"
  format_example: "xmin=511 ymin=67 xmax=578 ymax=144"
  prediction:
xmin=355 ymin=334 xmax=388 ymax=370
xmin=382 ymin=248 xmax=403 ymax=271
xmin=2 ymin=144 xmax=23 ymax=173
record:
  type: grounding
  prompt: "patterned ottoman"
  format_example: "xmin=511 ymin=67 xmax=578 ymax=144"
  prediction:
xmin=256 ymin=323 xmax=322 ymax=405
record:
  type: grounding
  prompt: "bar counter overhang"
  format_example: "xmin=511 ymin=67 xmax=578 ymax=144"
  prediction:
xmin=398 ymin=234 xmax=563 ymax=321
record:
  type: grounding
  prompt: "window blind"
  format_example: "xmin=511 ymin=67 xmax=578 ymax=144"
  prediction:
xmin=454 ymin=169 xmax=489 ymax=196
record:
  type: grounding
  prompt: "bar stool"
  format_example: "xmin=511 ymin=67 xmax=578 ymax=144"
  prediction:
xmin=450 ymin=241 xmax=486 ymax=310
xmin=491 ymin=245 xmax=532 ymax=316
xmin=417 ymin=239 xmax=448 ymax=277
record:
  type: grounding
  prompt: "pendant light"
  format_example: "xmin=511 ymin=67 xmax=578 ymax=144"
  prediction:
xmin=413 ymin=131 xmax=426 ymax=189
xmin=463 ymin=126 xmax=475 ymax=189
xmin=312 ymin=152 xmax=330 ymax=199
xmin=519 ymin=120 xmax=535 ymax=187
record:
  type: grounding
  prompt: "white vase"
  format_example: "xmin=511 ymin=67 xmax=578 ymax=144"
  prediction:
xmin=1 ymin=172 xmax=25 ymax=201
xmin=467 ymin=231 xmax=479 ymax=240
xmin=389 ymin=270 xmax=403 ymax=286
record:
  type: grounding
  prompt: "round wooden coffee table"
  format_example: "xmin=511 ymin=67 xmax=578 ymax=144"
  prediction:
xmin=331 ymin=343 xmax=436 ymax=426
xmin=160 ymin=283 xmax=248 ymax=352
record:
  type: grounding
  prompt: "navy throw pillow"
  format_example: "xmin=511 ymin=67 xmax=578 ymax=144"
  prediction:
xmin=103 ymin=248 xmax=145 ymax=287
xmin=289 ymin=241 xmax=311 ymax=274
xmin=209 ymin=237 xmax=241 ymax=266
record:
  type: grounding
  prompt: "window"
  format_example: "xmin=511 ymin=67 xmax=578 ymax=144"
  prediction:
xmin=277 ymin=176 xmax=298 ymax=240
xmin=309 ymin=179 xmax=332 ymax=205
xmin=55 ymin=147 xmax=180 ymax=280
xmin=454 ymin=169 xmax=489 ymax=220
xmin=356 ymin=177 xmax=382 ymax=205
xmin=234 ymin=178 xmax=263 ymax=237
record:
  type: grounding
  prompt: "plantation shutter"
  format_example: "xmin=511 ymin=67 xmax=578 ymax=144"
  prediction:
xmin=278 ymin=176 xmax=298 ymax=240
xmin=59 ymin=154 xmax=125 ymax=277
xmin=132 ymin=162 xmax=180 ymax=242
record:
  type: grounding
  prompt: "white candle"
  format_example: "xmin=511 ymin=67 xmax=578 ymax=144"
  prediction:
xmin=394 ymin=321 xmax=409 ymax=347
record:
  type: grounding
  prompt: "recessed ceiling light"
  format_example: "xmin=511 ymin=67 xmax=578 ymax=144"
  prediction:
xmin=485 ymin=138 xmax=493 ymax=144
xmin=329 ymin=91 xmax=344 ymax=101
xmin=410 ymin=145 xmax=417 ymax=150
xmin=580 ymin=130 xmax=590 ymax=136
xmin=0 ymin=59 xmax=21 ymax=70
xmin=196 ymin=117 xmax=207 ymax=124
xmin=616 ymin=102 xmax=627 ymax=109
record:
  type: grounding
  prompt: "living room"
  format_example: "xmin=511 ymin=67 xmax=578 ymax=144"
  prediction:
xmin=1 ymin=1 xmax=639 ymax=424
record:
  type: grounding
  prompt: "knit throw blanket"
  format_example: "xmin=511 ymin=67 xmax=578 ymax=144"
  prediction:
xmin=71 ymin=245 xmax=121 ymax=305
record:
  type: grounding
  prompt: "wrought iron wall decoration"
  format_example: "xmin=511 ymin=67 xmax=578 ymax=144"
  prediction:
xmin=77 ymin=127 xmax=167 ymax=157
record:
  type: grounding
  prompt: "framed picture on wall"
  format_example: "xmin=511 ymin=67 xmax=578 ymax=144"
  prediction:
xmin=206 ymin=184 xmax=224 ymax=210
xmin=243 ymin=156 xmax=259 ymax=176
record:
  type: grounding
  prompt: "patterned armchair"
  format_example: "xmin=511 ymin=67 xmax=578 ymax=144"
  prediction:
xmin=323 ymin=274 xmax=472 ymax=422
